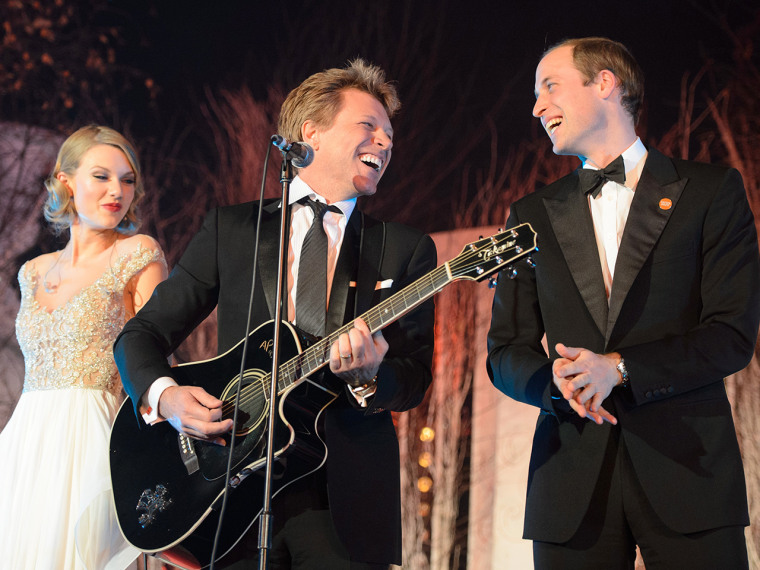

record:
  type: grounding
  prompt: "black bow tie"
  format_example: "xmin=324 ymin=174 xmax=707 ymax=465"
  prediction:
xmin=578 ymin=155 xmax=626 ymax=198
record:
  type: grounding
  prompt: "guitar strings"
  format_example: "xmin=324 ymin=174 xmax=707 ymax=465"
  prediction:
xmin=218 ymin=267 xmax=445 ymax=418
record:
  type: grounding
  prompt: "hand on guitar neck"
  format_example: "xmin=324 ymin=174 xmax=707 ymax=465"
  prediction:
xmin=328 ymin=318 xmax=388 ymax=388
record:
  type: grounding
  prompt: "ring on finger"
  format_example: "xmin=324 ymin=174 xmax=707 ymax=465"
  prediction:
xmin=340 ymin=354 xmax=351 ymax=360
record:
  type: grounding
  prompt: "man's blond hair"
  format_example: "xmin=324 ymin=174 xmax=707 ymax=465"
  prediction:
xmin=278 ymin=58 xmax=400 ymax=144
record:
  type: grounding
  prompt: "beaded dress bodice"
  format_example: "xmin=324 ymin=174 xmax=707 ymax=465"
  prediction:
xmin=15 ymin=245 xmax=165 ymax=395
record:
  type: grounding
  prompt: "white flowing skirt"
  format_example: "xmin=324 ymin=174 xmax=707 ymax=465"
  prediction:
xmin=0 ymin=388 xmax=139 ymax=569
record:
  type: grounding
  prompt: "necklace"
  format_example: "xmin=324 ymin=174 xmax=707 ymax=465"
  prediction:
xmin=42 ymin=245 xmax=68 ymax=294
xmin=41 ymin=238 xmax=119 ymax=294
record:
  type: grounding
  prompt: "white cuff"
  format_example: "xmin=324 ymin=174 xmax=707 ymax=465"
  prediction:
xmin=140 ymin=376 xmax=178 ymax=424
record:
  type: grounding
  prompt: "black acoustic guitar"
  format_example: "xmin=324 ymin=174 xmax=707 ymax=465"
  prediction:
xmin=109 ymin=223 xmax=537 ymax=567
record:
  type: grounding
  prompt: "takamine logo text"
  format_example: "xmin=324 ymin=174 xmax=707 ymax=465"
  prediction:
xmin=479 ymin=239 xmax=516 ymax=262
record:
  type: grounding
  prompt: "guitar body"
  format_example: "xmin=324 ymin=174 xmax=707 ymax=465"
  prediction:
xmin=109 ymin=320 xmax=338 ymax=567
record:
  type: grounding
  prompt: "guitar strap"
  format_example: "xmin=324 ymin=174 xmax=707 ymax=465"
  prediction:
xmin=353 ymin=211 xmax=386 ymax=318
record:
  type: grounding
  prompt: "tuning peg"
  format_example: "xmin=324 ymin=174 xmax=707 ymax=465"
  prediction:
xmin=507 ymin=266 xmax=518 ymax=279
xmin=488 ymin=275 xmax=498 ymax=288
xmin=525 ymin=256 xmax=536 ymax=268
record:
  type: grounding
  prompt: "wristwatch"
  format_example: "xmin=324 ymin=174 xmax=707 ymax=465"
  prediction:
xmin=349 ymin=375 xmax=378 ymax=407
xmin=616 ymin=358 xmax=630 ymax=388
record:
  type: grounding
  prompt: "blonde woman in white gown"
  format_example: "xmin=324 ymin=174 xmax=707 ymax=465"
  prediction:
xmin=0 ymin=125 xmax=168 ymax=569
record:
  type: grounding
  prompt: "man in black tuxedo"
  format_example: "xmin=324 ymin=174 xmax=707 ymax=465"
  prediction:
xmin=487 ymin=37 xmax=760 ymax=569
xmin=114 ymin=59 xmax=436 ymax=569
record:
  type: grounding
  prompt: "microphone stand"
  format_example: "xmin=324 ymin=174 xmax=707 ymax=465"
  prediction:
xmin=257 ymin=156 xmax=294 ymax=569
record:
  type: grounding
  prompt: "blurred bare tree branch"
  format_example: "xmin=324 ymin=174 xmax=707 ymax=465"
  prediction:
xmin=0 ymin=0 xmax=158 ymax=131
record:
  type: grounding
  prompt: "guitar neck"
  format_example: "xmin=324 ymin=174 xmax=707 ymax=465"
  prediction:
xmin=277 ymin=264 xmax=451 ymax=393
xmin=354 ymin=265 xmax=451 ymax=335
xmin=274 ymin=223 xmax=537 ymax=394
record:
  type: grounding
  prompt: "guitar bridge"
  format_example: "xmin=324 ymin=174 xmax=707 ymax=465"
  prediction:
xmin=177 ymin=433 xmax=200 ymax=475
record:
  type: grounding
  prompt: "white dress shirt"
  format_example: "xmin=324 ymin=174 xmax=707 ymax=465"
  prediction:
xmin=584 ymin=138 xmax=648 ymax=300
xmin=287 ymin=176 xmax=356 ymax=325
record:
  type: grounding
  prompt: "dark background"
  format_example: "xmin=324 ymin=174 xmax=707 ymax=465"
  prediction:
xmin=131 ymin=0 xmax=740 ymax=138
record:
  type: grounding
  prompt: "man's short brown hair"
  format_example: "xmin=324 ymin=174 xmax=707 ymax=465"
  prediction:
xmin=547 ymin=37 xmax=644 ymax=124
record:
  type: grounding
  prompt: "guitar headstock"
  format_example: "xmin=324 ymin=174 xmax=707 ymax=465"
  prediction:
xmin=449 ymin=223 xmax=538 ymax=282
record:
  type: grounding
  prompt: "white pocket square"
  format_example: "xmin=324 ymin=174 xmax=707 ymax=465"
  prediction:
xmin=348 ymin=279 xmax=394 ymax=290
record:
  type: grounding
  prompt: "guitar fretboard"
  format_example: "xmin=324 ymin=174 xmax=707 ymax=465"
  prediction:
xmin=277 ymin=264 xmax=451 ymax=392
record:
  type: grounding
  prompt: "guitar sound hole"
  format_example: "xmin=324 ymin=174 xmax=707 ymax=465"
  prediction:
xmin=220 ymin=369 xmax=269 ymax=437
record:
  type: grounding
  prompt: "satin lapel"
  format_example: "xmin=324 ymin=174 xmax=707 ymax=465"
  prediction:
xmin=326 ymin=210 xmax=360 ymax=334
xmin=544 ymin=175 xmax=609 ymax=337
xmin=354 ymin=214 xmax=384 ymax=317
xmin=606 ymin=150 xmax=687 ymax=345
xmin=258 ymin=200 xmax=286 ymax=318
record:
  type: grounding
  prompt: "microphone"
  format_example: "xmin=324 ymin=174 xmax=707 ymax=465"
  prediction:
xmin=271 ymin=135 xmax=314 ymax=168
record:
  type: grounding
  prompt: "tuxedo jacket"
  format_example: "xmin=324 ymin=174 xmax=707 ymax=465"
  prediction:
xmin=114 ymin=199 xmax=436 ymax=564
xmin=487 ymin=148 xmax=760 ymax=543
